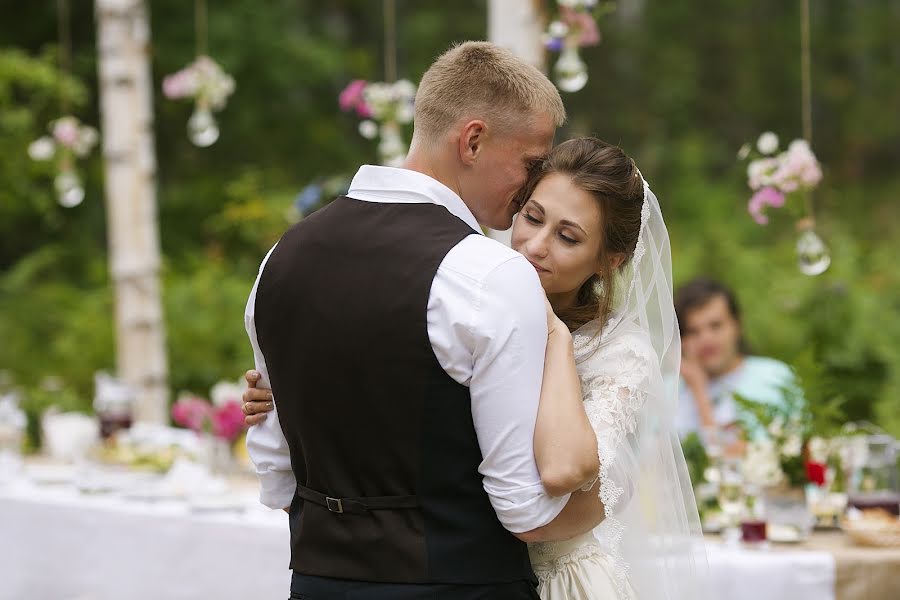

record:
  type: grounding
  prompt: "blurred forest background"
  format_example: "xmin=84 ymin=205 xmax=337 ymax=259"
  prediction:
xmin=1 ymin=0 xmax=898 ymax=433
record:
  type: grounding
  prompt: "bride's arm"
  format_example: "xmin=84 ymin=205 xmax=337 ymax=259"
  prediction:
xmin=533 ymin=309 xmax=600 ymax=497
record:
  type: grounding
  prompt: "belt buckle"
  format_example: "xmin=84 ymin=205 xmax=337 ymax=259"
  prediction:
xmin=326 ymin=496 xmax=344 ymax=514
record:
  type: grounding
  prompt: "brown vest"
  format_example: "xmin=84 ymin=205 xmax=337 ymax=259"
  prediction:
xmin=254 ymin=196 xmax=536 ymax=585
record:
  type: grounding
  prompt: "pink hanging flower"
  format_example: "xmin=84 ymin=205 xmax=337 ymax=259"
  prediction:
xmin=339 ymin=79 xmax=372 ymax=118
xmin=561 ymin=6 xmax=601 ymax=47
xmin=748 ymin=186 xmax=785 ymax=225
xmin=52 ymin=117 xmax=80 ymax=148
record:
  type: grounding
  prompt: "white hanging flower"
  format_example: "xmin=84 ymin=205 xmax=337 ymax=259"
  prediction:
xmin=737 ymin=143 xmax=751 ymax=160
xmin=757 ymin=131 xmax=779 ymax=155
xmin=549 ymin=20 xmax=570 ymax=38
xmin=392 ymin=79 xmax=416 ymax=100
xmin=28 ymin=136 xmax=56 ymax=161
xmin=358 ymin=120 xmax=378 ymax=139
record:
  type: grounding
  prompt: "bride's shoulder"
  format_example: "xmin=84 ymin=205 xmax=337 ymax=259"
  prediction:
xmin=575 ymin=319 xmax=654 ymax=362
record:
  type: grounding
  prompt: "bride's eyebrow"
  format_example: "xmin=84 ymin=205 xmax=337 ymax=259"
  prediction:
xmin=528 ymin=200 xmax=545 ymax=213
xmin=559 ymin=219 xmax=588 ymax=235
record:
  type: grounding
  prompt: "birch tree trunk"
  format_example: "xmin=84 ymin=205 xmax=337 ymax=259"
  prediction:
xmin=95 ymin=0 xmax=168 ymax=423
xmin=487 ymin=0 xmax=546 ymax=246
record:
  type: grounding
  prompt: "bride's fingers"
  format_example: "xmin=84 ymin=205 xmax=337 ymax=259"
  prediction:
xmin=244 ymin=412 xmax=268 ymax=426
xmin=245 ymin=399 xmax=274 ymax=415
xmin=242 ymin=386 xmax=272 ymax=405
xmin=244 ymin=369 xmax=260 ymax=387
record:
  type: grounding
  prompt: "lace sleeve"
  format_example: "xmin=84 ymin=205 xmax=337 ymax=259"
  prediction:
xmin=578 ymin=337 xmax=655 ymax=594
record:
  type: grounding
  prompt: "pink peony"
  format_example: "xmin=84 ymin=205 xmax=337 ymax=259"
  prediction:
xmin=211 ymin=400 xmax=246 ymax=442
xmin=748 ymin=186 xmax=785 ymax=225
xmin=339 ymin=79 xmax=372 ymax=118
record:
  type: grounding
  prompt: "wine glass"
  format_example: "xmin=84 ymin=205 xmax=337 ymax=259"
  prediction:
xmin=717 ymin=459 xmax=745 ymax=546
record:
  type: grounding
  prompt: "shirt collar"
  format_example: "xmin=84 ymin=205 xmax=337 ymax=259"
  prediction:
xmin=346 ymin=165 xmax=482 ymax=234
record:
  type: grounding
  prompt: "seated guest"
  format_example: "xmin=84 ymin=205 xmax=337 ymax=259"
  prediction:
xmin=674 ymin=277 xmax=801 ymax=452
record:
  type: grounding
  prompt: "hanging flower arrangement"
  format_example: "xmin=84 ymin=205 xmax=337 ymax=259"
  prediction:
xmin=163 ymin=55 xmax=235 ymax=147
xmin=739 ymin=132 xmax=823 ymax=226
xmin=738 ymin=132 xmax=830 ymax=276
xmin=542 ymin=0 xmax=614 ymax=93
xmin=339 ymin=78 xmax=416 ymax=167
xmin=28 ymin=115 xmax=99 ymax=208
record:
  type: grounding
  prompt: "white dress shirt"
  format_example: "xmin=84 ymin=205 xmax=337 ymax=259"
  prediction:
xmin=245 ymin=165 xmax=569 ymax=533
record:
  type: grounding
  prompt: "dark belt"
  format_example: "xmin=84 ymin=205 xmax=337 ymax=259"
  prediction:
xmin=296 ymin=484 xmax=418 ymax=515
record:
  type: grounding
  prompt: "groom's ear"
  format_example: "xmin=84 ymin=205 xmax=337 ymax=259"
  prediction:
xmin=458 ymin=119 xmax=487 ymax=166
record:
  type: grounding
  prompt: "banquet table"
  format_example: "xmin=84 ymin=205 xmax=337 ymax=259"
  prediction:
xmin=2 ymin=466 xmax=899 ymax=600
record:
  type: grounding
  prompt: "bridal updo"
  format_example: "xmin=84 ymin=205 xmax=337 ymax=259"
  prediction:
xmin=519 ymin=138 xmax=645 ymax=334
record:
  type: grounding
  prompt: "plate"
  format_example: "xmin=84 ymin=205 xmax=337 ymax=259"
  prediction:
xmin=768 ymin=524 xmax=805 ymax=543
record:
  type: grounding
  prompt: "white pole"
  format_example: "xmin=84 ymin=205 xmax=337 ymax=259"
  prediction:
xmin=487 ymin=0 xmax=546 ymax=246
xmin=95 ymin=0 xmax=168 ymax=423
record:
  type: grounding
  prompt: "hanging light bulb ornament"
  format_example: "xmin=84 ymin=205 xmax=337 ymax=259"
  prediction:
xmin=543 ymin=1 xmax=612 ymax=93
xmin=28 ymin=116 xmax=98 ymax=208
xmin=795 ymin=218 xmax=831 ymax=276
xmin=187 ymin=100 xmax=220 ymax=147
xmin=163 ymin=56 xmax=234 ymax=147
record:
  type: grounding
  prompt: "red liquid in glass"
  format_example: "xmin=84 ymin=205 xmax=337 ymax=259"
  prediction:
xmin=741 ymin=520 xmax=767 ymax=543
xmin=99 ymin=413 xmax=133 ymax=439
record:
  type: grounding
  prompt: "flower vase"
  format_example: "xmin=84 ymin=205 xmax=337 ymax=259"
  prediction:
xmin=762 ymin=484 xmax=814 ymax=539
xmin=201 ymin=433 xmax=234 ymax=476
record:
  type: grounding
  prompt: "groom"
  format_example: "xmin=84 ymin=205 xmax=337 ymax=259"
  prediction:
xmin=245 ymin=42 xmax=602 ymax=599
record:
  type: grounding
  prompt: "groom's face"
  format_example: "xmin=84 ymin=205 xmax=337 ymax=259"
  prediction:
xmin=467 ymin=113 xmax=555 ymax=230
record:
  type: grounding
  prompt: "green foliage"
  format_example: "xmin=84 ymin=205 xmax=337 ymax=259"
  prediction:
xmin=681 ymin=432 xmax=709 ymax=488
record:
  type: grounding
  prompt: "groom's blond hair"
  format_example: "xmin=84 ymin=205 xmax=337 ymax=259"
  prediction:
xmin=413 ymin=41 xmax=566 ymax=144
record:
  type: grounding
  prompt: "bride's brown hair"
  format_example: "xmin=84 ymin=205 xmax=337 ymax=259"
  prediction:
xmin=518 ymin=138 xmax=645 ymax=334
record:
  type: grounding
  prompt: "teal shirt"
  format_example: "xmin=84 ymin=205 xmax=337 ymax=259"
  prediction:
xmin=677 ymin=356 xmax=800 ymax=440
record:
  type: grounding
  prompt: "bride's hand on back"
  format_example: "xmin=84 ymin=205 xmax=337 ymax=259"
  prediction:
xmin=545 ymin=297 xmax=569 ymax=340
xmin=241 ymin=369 xmax=275 ymax=426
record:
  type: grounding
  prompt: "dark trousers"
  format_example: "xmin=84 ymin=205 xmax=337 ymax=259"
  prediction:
xmin=290 ymin=572 xmax=540 ymax=600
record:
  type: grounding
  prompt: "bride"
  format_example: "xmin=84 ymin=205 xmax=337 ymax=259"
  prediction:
xmin=242 ymin=138 xmax=708 ymax=599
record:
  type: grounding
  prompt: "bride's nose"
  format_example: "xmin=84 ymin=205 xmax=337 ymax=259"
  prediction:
xmin=524 ymin=230 xmax=551 ymax=259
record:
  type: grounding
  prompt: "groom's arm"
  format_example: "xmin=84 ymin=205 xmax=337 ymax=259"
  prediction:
xmin=244 ymin=247 xmax=296 ymax=510
xmin=461 ymin=251 xmax=573 ymax=533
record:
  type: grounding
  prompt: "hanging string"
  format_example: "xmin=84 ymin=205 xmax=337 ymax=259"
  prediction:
xmin=383 ymin=0 xmax=397 ymax=83
xmin=57 ymin=0 xmax=72 ymax=114
xmin=195 ymin=0 xmax=208 ymax=57
xmin=800 ymin=0 xmax=815 ymax=220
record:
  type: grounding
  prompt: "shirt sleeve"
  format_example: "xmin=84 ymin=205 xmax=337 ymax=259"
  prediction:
xmin=467 ymin=255 xmax=569 ymax=533
xmin=244 ymin=245 xmax=297 ymax=510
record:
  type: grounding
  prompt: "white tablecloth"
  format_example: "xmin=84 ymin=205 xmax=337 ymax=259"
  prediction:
xmin=1 ymin=477 xmax=841 ymax=600
xmin=0 ymin=480 xmax=292 ymax=600
xmin=706 ymin=539 xmax=836 ymax=600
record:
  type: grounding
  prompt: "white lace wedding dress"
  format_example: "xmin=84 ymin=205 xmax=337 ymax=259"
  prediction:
xmin=527 ymin=321 xmax=648 ymax=599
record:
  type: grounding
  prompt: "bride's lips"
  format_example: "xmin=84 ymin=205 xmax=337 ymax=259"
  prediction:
xmin=526 ymin=259 xmax=549 ymax=273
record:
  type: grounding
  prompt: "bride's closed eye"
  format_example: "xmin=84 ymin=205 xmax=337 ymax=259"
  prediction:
xmin=523 ymin=213 xmax=580 ymax=245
